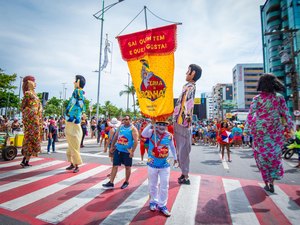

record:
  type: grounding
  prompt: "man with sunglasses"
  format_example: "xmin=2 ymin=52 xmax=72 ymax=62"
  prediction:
xmin=173 ymin=64 xmax=202 ymax=185
xmin=102 ymin=115 xmax=139 ymax=189
xmin=141 ymin=120 xmax=177 ymax=217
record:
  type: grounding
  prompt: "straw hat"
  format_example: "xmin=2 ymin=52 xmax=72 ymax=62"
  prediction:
xmin=109 ymin=118 xmax=121 ymax=128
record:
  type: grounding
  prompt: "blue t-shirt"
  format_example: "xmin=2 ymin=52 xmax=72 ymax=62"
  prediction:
xmin=116 ymin=125 xmax=134 ymax=153
xmin=147 ymin=132 xmax=173 ymax=168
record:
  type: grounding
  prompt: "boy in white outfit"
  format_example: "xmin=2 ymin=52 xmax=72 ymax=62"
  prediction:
xmin=141 ymin=121 xmax=177 ymax=217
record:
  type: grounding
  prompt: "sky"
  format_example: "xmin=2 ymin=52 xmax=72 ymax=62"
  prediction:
xmin=0 ymin=0 xmax=266 ymax=111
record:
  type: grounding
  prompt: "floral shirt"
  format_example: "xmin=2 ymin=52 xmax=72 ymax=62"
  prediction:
xmin=173 ymin=82 xmax=196 ymax=128
xmin=65 ymin=88 xmax=85 ymax=124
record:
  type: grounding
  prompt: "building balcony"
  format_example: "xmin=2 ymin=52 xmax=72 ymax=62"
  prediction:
xmin=269 ymin=49 xmax=279 ymax=58
xmin=281 ymin=9 xmax=288 ymax=20
xmin=266 ymin=19 xmax=281 ymax=32
xmin=270 ymin=59 xmax=282 ymax=68
xmin=270 ymin=39 xmax=282 ymax=47
xmin=267 ymin=10 xmax=281 ymax=22
xmin=265 ymin=0 xmax=281 ymax=14
xmin=273 ymin=70 xmax=285 ymax=77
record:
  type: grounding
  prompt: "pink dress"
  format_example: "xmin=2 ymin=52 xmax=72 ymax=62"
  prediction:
xmin=245 ymin=92 xmax=293 ymax=183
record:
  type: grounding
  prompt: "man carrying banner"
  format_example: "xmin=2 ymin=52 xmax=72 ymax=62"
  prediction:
xmin=141 ymin=121 xmax=177 ymax=217
xmin=173 ymin=64 xmax=202 ymax=185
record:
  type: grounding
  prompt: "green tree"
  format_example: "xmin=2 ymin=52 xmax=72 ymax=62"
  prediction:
xmin=101 ymin=101 xmax=120 ymax=118
xmin=0 ymin=69 xmax=19 ymax=115
xmin=43 ymin=96 xmax=63 ymax=117
xmin=119 ymin=83 xmax=136 ymax=116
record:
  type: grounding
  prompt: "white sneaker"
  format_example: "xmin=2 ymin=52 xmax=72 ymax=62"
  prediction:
xmin=47 ymin=152 xmax=51 ymax=154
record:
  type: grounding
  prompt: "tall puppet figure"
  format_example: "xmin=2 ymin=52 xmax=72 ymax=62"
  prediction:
xmin=21 ymin=75 xmax=43 ymax=167
xmin=65 ymin=75 xmax=86 ymax=173
xmin=173 ymin=64 xmax=202 ymax=185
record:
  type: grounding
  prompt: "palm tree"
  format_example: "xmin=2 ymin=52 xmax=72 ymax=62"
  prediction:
xmin=119 ymin=84 xmax=136 ymax=116
xmin=101 ymin=100 xmax=113 ymax=118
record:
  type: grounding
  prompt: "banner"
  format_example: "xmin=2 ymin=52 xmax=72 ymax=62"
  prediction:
xmin=117 ymin=24 xmax=177 ymax=120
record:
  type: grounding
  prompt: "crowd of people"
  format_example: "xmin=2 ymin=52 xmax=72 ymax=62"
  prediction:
xmin=0 ymin=116 xmax=22 ymax=133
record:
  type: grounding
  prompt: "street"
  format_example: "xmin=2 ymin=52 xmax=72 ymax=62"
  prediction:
xmin=0 ymin=138 xmax=300 ymax=225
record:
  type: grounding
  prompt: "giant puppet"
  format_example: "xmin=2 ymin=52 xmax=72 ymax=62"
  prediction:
xmin=65 ymin=75 xmax=86 ymax=173
xmin=21 ymin=75 xmax=43 ymax=167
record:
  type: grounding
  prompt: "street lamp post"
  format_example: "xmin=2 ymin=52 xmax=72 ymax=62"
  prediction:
xmin=93 ymin=0 xmax=124 ymax=120
xmin=265 ymin=28 xmax=299 ymax=113
xmin=127 ymin=73 xmax=130 ymax=111
xmin=61 ymin=83 xmax=66 ymax=116
xmin=18 ymin=76 xmax=23 ymax=116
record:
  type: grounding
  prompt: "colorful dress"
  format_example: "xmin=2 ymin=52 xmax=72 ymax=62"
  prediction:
xmin=244 ymin=92 xmax=293 ymax=183
xmin=21 ymin=91 xmax=43 ymax=156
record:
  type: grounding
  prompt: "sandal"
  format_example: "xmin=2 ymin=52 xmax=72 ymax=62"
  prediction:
xmin=269 ymin=184 xmax=275 ymax=193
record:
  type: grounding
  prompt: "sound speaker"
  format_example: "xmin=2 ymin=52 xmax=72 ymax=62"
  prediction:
xmin=42 ymin=92 xmax=49 ymax=107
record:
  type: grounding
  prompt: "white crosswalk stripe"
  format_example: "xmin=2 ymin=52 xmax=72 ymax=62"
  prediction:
xmin=0 ymin=160 xmax=64 ymax=179
xmin=223 ymin=178 xmax=260 ymax=225
xmin=0 ymin=165 xmax=67 ymax=193
xmin=100 ymin=179 xmax=149 ymax=225
xmin=0 ymin=157 xmax=43 ymax=169
xmin=0 ymin=165 xmax=109 ymax=210
xmin=259 ymin=183 xmax=300 ymax=224
xmin=37 ymin=168 xmax=134 ymax=224
xmin=165 ymin=175 xmax=200 ymax=225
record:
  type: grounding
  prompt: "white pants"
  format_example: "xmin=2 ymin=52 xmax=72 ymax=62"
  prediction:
xmin=148 ymin=166 xmax=170 ymax=207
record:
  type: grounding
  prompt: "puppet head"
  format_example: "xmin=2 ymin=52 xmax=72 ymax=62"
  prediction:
xmin=74 ymin=75 xmax=86 ymax=89
xmin=22 ymin=75 xmax=36 ymax=95
xmin=186 ymin=64 xmax=202 ymax=82
xmin=257 ymin=73 xmax=284 ymax=93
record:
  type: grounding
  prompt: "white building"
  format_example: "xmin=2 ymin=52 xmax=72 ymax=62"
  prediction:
xmin=232 ymin=64 xmax=263 ymax=109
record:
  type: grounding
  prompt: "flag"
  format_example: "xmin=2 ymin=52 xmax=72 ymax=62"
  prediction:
xmin=101 ymin=34 xmax=111 ymax=71
xmin=117 ymin=24 xmax=177 ymax=121
xmin=221 ymin=130 xmax=233 ymax=143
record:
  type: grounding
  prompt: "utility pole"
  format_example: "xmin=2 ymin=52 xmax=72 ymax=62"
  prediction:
xmin=127 ymin=73 xmax=130 ymax=111
xmin=93 ymin=0 xmax=125 ymax=120
xmin=288 ymin=31 xmax=299 ymax=112
xmin=18 ymin=76 xmax=23 ymax=116
xmin=61 ymin=83 xmax=66 ymax=116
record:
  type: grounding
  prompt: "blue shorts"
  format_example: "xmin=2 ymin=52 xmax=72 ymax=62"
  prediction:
xmin=113 ymin=150 xmax=132 ymax=167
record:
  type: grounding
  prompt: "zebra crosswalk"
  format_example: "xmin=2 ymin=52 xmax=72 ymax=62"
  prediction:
xmin=0 ymin=157 xmax=299 ymax=225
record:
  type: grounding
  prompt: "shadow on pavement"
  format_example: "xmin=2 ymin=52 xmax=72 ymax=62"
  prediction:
xmin=201 ymin=160 xmax=222 ymax=166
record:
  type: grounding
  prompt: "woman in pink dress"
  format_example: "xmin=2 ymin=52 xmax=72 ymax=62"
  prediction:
xmin=244 ymin=73 xmax=293 ymax=193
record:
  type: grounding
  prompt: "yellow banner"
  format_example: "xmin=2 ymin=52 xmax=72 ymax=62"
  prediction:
xmin=117 ymin=25 xmax=177 ymax=121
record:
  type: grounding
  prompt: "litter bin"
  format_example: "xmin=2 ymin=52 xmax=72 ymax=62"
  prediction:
xmin=8 ymin=134 xmax=15 ymax=146
xmin=15 ymin=132 xmax=24 ymax=148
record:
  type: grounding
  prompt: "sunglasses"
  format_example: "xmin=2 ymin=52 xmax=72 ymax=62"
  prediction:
xmin=123 ymin=118 xmax=130 ymax=121
xmin=156 ymin=123 xmax=167 ymax=126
